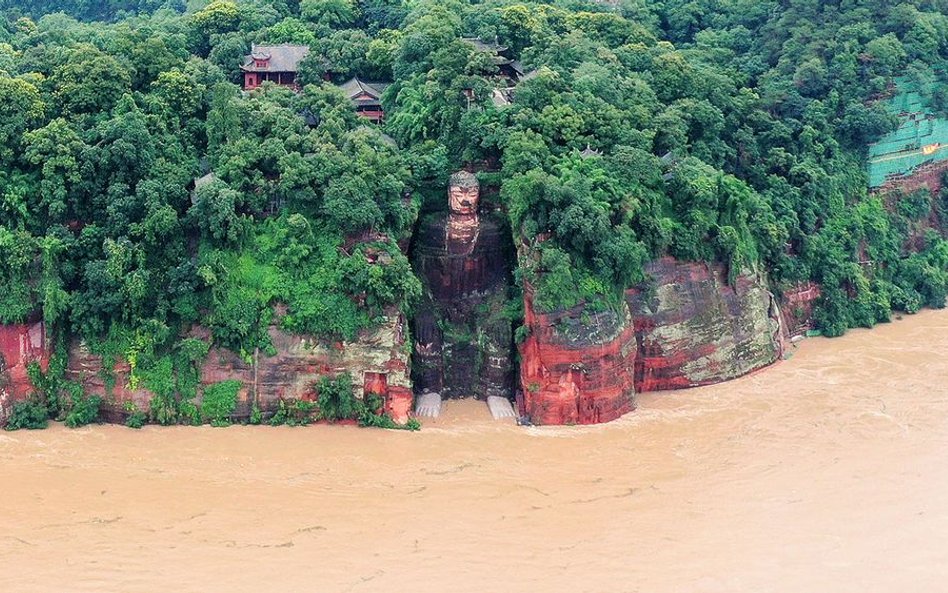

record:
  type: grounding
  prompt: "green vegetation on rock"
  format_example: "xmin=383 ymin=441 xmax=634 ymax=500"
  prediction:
xmin=201 ymin=379 xmax=241 ymax=426
xmin=4 ymin=398 xmax=49 ymax=430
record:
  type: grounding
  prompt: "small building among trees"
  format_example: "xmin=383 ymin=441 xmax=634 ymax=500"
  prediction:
xmin=338 ymin=77 xmax=391 ymax=123
xmin=242 ymin=44 xmax=311 ymax=91
xmin=462 ymin=37 xmax=524 ymax=82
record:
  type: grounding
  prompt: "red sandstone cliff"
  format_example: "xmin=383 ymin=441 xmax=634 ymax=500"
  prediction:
xmin=519 ymin=286 xmax=637 ymax=425
xmin=66 ymin=348 xmax=153 ymax=423
xmin=0 ymin=322 xmax=49 ymax=424
xmin=66 ymin=315 xmax=414 ymax=425
xmin=519 ymin=258 xmax=783 ymax=424
xmin=627 ymin=258 xmax=783 ymax=392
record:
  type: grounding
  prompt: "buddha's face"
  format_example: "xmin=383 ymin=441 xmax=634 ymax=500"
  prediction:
xmin=448 ymin=183 xmax=479 ymax=215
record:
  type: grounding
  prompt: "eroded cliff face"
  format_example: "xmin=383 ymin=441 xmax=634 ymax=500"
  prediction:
xmin=66 ymin=315 xmax=413 ymax=424
xmin=877 ymin=160 xmax=948 ymax=202
xmin=0 ymin=322 xmax=49 ymax=424
xmin=519 ymin=257 xmax=783 ymax=424
xmin=202 ymin=316 xmax=413 ymax=422
xmin=519 ymin=287 xmax=637 ymax=425
xmin=627 ymin=258 xmax=783 ymax=392
xmin=66 ymin=345 xmax=153 ymax=423
xmin=875 ymin=162 xmax=948 ymax=249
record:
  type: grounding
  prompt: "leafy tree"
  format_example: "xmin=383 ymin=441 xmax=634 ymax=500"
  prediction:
xmin=48 ymin=45 xmax=133 ymax=116
xmin=23 ymin=118 xmax=87 ymax=223
xmin=0 ymin=75 xmax=45 ymax=163
xmin=300 ymin=0 xmax=358 ymax=29
xmin=190 ymin=0 xmax=241 ymax=54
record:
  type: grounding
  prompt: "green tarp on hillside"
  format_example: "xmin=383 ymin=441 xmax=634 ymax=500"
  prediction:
xmin=867 ymin=80 xmax=948 ymax=188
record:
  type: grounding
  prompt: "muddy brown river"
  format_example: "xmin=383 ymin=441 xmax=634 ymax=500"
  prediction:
xmin=2 ymin=310 xmax=948 ymax=593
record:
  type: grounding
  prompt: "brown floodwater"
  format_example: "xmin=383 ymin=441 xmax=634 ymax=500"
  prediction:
xmin=2 ymin=310 xmax=948 ymax=593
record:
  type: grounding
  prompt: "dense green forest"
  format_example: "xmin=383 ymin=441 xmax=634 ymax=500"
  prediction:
xmin=1 ymin=0 xmax=947 ymax=379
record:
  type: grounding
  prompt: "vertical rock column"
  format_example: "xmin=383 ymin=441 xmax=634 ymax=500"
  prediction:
xmin=518 ymin=288 xmax=637 ymax=425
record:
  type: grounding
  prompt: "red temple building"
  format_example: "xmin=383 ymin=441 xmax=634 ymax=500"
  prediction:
xmin=338 ymin=77 xmax=391 ymax=123
xmin=241 ymin=44 xmax=311 ymax=91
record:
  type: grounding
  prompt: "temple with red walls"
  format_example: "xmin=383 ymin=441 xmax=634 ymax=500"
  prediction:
xmin=337 ymin=77 xmax=391 ymax=124
xmin=241 ymin=44 xmax=310 ymax=91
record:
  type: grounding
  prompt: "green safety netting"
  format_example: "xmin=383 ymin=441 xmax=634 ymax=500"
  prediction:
xmin=867 ymin=79 xmax=948 ymax=188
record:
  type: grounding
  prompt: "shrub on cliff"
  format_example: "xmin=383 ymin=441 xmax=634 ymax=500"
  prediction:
xmin=4 ymin=398 xmax=49 ymax=431
xmin=894 ymin=233 xmax=948 ymax=310
xmin=124 ymin=401 xmax=147 ymax=429
xmin=63 ymin=383 xmax=101 ymax=428
xmin=269 ymin=398 xmax=319 ymax=426
xmin=266 ymin=390 xmax=419 ymax=430
xmin=357 ymin=392 xmax=420 ymax=430
xmin=201 ymin=379 xmax=241 ymax=427
xmin=202 ymin=215 xmax=420 ymax=351
xmin=315 ymin=374 xmax=357 ymax=422
xmin=26 ymin=358 xmax=65 ymax=419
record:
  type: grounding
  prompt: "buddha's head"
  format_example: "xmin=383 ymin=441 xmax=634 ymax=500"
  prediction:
xmin=448 ymin=170 xmax=479 ymax=216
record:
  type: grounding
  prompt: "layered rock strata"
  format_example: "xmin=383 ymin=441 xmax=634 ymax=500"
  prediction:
xmin=627 ymin=258 xmax=783 ymax=392
xmin=519 ymin=287 xmax=637 ymax=425
xmin=66 ymin=315 xmax=413 ymax=424
xmin=519 ymin=257 xmax=783 ymax=424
